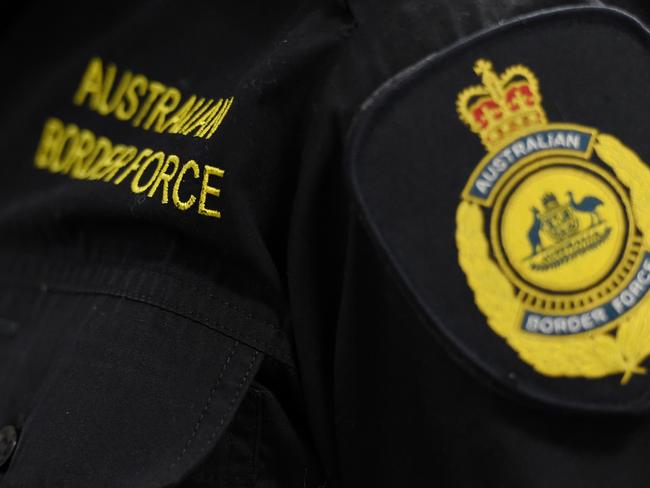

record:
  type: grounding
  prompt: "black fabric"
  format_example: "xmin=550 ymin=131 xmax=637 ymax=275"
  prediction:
xmin=184 ymin=381 xmax=325 ymax=488
xmin=334 ymin=222 xmax=650 ymax=487
xmin=0 ymin=278 xmax=266 ymax=487
xmin=346 ymin=8 xmax=650 ymax=411
xmin=1 ymin=1 xmax=650 ymax=487
xmin=0 ymin=1 xmax=346 ymax=486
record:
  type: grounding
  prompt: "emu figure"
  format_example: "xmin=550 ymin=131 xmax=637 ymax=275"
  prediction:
xmin=567 ymin=191 xmax=604 ymax=227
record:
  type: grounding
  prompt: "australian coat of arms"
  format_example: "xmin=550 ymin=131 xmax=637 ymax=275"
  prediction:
xmin=456 ymin=59 xmax=650 ymax=384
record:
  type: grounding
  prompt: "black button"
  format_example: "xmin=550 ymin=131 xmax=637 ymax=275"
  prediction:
xmin=0 ymin=425 xmax=17 ymax=468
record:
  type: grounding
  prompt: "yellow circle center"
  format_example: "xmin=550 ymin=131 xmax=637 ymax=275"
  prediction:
xmin=498 ymin=163 xmax=628 ymax=293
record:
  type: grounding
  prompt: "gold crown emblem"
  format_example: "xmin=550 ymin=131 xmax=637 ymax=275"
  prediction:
xmin=457 ymin=59 xmax=548 ymax=150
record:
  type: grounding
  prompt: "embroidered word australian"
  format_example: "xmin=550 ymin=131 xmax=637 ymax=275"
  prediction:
xmin=32 ymin=57 xmax=233 ymax=220
xmin=73 ymin=57 xmax=233 ymax=140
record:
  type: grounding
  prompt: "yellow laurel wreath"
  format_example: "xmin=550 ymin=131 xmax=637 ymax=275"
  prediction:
xmin=456 ymin=134 xmax=650 ymax=384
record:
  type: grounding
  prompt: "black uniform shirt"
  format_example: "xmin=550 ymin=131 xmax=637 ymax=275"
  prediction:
xmin=0 ymin=1 xmax=649 ymax=486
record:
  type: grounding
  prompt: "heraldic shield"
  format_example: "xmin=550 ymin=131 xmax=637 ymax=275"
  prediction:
xmin=346 ymin=8 xmax=650 ymax=411
xmin=456 ymin=58 xmax=650 ymax=384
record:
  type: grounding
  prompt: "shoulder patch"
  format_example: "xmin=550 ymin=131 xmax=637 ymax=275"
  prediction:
xmin=346 ymin=7 xmax=650 ymax=412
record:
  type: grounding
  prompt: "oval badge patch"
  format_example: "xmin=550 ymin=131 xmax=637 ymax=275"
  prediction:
xmin=346 ymin=7 xmax=650 ymax=411
xmin=456 ymin=58 xmax=650 ymax=384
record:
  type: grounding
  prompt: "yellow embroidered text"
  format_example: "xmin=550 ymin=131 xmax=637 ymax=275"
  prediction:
xmin=34 ymin=117 xmax=224 ymax=219
xmin=73 ymin=57 xmax=234 ymax=140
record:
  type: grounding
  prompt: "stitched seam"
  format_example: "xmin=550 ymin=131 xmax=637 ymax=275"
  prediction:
xmin=251 ymin=389 xmax=262 ymax=477
xmin=28 ymin=282 xmax=294 ymax=367
xmin=26 ymin=286 xmax=295 ymax=369
xmin=125 ymin=265 xmax=281 ymax=330
xmin=0 ymin=262 xmax=283 ymax=331
xmin=170 ymin=341 xmax=239 ymax=468
xmin=202 ymin=350 xmax=260 ymax=454
xmin=102 ymin=265 xmax=283 ymax=331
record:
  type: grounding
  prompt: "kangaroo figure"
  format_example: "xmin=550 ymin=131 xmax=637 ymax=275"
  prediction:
xmin=528 ymin=207 xmax=543 ymax=256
